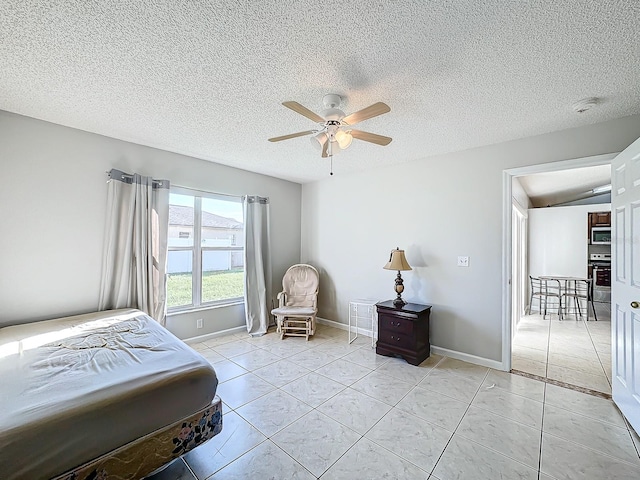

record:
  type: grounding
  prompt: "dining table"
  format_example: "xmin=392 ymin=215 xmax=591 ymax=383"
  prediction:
xmin=538 ymin=275 xmax=594 ymax=320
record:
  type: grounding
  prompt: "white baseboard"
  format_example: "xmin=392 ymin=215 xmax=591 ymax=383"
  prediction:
xmin=183 ymin=325 xmax=247 ymax=343
xmin=319 ymin=317 xmax=502 ymax=370
xmin=317 ymin=317 xmax=377 ymax=338
xmin=430 ymin=345 xmax=504 ymax=370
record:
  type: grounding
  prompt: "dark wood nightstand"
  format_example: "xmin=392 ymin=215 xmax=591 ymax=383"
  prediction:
xmin=375 ymin=300 xmax=432 ymax=366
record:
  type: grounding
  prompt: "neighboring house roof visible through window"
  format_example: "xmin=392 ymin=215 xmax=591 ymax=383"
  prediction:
xmin=169 ymin=205 xmax=243 ymax=229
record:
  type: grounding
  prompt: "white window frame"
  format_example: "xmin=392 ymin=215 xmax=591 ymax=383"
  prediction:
xmin=168 ymin=186 xmax=244 ymax=312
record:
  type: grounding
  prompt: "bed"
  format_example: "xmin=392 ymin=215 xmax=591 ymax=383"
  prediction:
xmin=0 ymin=308 xmax=223 ymax=480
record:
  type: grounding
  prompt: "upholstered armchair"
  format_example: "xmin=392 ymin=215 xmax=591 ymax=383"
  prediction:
xmin=270 ymin=264 xmax=319 ymax=340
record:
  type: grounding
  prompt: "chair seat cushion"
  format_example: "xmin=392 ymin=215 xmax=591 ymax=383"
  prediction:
xmin=271 ymin=307 xmax=316 ymax=316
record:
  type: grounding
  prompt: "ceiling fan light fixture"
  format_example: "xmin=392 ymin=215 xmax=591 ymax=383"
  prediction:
xmin=270 ymin=96 xmax=392 ymax=172
xmin=311 ymin=132 xmax=328 ymax=150
xmin=335 ymin=130 xmax=353 ymax=149
xmin=321 ymin=107 xmax=345 ymax=121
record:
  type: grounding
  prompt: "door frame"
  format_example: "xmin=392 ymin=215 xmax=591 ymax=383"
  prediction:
xmin=501 ymin=152 xmax=618 ymax=371
xmin=511 ymin=201 xmax=528 ymax=338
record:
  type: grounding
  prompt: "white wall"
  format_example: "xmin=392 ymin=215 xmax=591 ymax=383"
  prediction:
xmin=301 ymin=114 xmax=640 ymax=363
xmin=0 ymin=111 xmax=302 ymax=338
xmin=528 ymin=204 xmax=610 ymax=279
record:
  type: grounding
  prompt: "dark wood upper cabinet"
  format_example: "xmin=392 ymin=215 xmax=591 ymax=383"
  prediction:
xmin=588 ymin=211 xmax=611 ymax=239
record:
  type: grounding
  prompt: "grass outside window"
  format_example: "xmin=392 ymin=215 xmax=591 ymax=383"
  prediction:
xmin=167 ymin=269 xmax=244 ymax=308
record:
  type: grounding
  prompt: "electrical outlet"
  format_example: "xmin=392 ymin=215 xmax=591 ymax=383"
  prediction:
xmin=457 ymin=256 xmax=469 ymax=267
xmin=196 ymin=318 xmax=203 ymax=329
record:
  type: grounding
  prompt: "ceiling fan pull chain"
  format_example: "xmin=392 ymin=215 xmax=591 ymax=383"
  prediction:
xmin=330 ymin=154 xmax=333 ymax=176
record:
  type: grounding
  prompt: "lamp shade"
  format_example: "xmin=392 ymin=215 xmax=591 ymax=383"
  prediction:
xmin=383 ymin=248 xmax=412 ymax=271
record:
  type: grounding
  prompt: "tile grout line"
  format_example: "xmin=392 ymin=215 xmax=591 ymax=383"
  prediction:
xmin=438 ymin=369 xmax=548 ymax=477
xmin=227 ymin=339 xmax=545 ymax=476
xmin=195 ymin=329 xmax=596 ymax=479
xmin=541 ymin=431 xmax=640 ymax=470
xmin=581 ymin=315 xmax=612 ymax=386
xmin=428 ymin=367 xmax=491 ymax=477
xmin=513 ymin=313 xmax=611 ymax=396
xmin=538 ymin=380 xmax=547 ymax=480
xmin=545 ymin=312 xmax=551 ymax=380
xmin=214 ymin=334 xmax=420 ymax=479
xmin=195 ymin=324 xmax=638 ymax=479
xmin=276 ymin=358 xmax=418 ymax=478
xmin=308 ymin=354 xmax=449 ymax=478
xmin=203 ymin=334 xmax=366 ymax=479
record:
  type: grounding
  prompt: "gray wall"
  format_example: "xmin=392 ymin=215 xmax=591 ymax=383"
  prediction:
xmin=301 ymin=114 xmax=640 ymax=363
xmin=0 ymin=111 xmax=302 ymax=338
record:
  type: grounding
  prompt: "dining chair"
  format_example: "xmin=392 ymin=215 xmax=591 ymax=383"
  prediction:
xmin=529 ymin=276 xmax=562 ymax=319
xmin=562 ymin=278 xmax=598 ymax=321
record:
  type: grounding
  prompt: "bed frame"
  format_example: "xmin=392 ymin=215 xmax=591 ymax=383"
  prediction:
xmin=54 ymin=397 xmax=223 ymax=480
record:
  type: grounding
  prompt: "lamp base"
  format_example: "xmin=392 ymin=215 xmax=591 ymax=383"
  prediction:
xmin=393 ymin=296 xmax=406 ymax=308
xmin=393 ymin=271 xmax=406 ymax=308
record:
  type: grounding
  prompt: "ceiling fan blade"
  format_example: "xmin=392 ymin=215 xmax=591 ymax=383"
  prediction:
xmin=282 ymin=101 xmax=326 ymax=124
xmin=268 ymin=130 xmax=316 ymax=142
xmin=350 ymin=129 xmax=393 ymax=146
xmin=342 ymin=102 xmax=390 ymax=125
xmin=321 ymin=140 xmax=329 ymax=158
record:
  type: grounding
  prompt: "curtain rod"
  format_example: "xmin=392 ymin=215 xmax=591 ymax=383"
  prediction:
xmin=171 ymin=184 xmax=242 ymax=199
xmin=172 ymin=184 xmax=270 ymax=202
xmin=106 ymin=170 xmax=167 ymax=188
xmin=106 ymin=171 xmax=263 ymax=200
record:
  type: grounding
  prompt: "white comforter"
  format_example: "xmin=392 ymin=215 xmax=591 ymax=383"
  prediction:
xmin=0 ymin=309 xmax=218 ymax=480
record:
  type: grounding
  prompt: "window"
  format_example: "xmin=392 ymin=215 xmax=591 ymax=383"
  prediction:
xmin=167 ymin=188 xmax=244 ymax=310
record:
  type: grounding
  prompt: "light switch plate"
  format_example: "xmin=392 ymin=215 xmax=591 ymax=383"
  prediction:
xmin=196 ymin=318 xmax=203 ymax=329
xmin=457 ymin=256 xmax=469 ymax=267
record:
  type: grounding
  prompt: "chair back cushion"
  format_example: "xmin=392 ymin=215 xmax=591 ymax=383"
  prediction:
xmin=283 ymin=264 xmax=319 ymax=307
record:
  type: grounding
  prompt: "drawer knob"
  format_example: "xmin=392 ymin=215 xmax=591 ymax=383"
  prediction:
xmin=391 ymin=335 xmax=401 ymax=341
xmin=392 ymin=321 xmax=401 ymax=327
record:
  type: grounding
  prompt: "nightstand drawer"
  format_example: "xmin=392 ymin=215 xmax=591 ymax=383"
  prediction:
xmin=378 ymin=329 xmax=412 ymax=349
xmin=378 ymin=314 xmax=413 ymax=334
xmin=376 ymin=301 xmax=431 ymax=366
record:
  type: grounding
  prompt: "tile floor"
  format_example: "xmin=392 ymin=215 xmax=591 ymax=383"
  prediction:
xmin=512 ymin=303 xmax=612 ymax=395
xmin=148 ymin=323 xmax=640 ymax=480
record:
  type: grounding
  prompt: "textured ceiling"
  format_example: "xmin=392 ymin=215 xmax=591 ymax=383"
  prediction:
xmin=1 ymin=1 xmax=639 ymax=183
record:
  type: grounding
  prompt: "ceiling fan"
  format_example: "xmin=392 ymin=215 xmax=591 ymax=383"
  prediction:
xmin=268 ymin=94 xmax=392 ymax=172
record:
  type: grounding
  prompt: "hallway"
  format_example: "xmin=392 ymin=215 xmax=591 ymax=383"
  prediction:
xmin=512 ymin=304 xmax=611 ymax=395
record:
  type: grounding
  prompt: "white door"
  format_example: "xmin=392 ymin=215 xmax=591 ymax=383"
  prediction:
xmin=611 ymin=136 xmax=640 ymax=433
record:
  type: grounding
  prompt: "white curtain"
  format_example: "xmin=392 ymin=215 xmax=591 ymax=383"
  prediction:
xmin=98 ymin=169 xmax=170 ymax=324
xmin=243 ymin=195 xmax=272 ymax=336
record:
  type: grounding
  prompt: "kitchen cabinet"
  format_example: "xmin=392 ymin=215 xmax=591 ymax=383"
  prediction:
xmin=588 ymin=212 xmax=611 ymax=239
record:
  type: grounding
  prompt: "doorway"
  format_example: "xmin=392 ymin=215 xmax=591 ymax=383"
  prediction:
xmin=501 ymin=153 xmax=617 ymax=395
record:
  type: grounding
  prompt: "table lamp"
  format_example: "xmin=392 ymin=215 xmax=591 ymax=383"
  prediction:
xmin=383 ymin=247 xmax=412 ymax=307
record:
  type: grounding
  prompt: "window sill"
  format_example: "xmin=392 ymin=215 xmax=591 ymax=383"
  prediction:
xmin=167 ymin=301 xmax=245 ymax=316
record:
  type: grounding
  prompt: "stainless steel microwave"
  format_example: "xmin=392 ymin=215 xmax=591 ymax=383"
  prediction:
xmin=591 ymin=226 xmax=611 ymax=244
